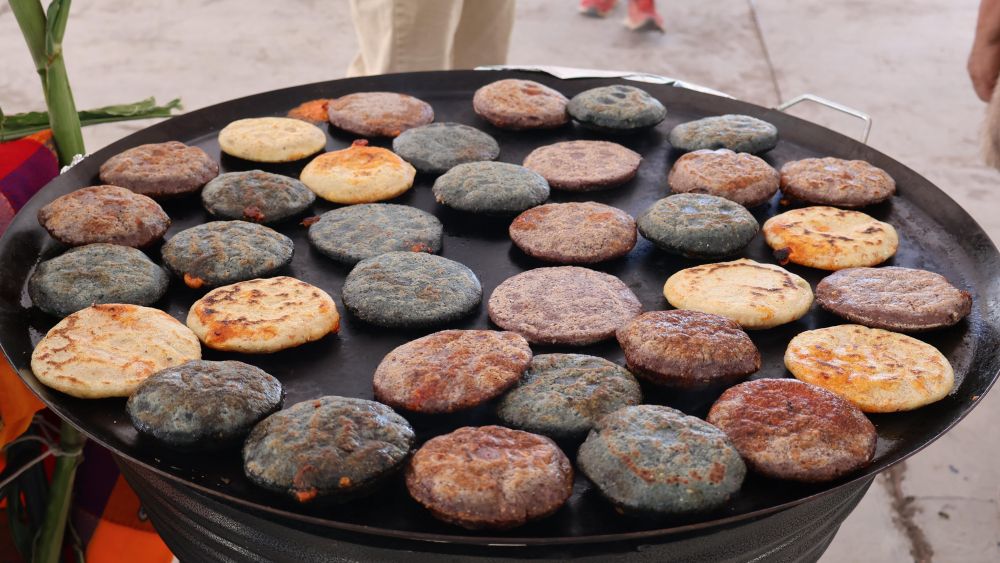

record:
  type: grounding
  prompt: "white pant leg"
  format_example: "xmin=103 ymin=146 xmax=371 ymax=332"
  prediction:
xmin=347 ymin=0 xmax=516 ymax=76
xmin=347 ymin=0 xmax=464 ymax=77
xmin=450 ymin=0 xmax=516 ymax=70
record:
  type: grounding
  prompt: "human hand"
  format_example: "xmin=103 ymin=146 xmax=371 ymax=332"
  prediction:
xmin=969 ymin=39 xmax=1000 ymax=102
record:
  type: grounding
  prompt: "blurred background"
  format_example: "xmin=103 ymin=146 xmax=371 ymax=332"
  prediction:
xmin=2 ymin=1 xmax=998 ymax=561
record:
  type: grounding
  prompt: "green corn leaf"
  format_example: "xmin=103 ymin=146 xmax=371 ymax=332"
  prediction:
xmin=44 ymin=0 xmax=70 ymax=56
xmin=0 ymin=97 xmax=183 ymax=141
xmin=9 ymin=0 xmax=47 ymax=74
xmin=79 ymin=97 xmax=183 ymax=120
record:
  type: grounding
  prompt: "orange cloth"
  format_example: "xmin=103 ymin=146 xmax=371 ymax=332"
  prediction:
xmin=85 ymin=477 xmax=173 ymax=563
xmin=0 ymin=130 xmax=51 ymax=473
xmin=0 ymin=360 xmax=45 ymax=473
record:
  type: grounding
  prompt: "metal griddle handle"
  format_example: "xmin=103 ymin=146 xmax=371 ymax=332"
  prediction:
xmin=775 ymin=94 xmax=873 ymax=144
xmin=474 ymin=65 xmax=735 ymax=99
xmin=476 ymin=66 xmax=873 ymax=143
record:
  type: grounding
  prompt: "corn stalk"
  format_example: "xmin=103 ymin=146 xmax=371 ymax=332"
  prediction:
xmin=31 ymin=424 xmax=83 ymax=563
xmin=7 ymin=3 xmax=181 ymax=559
xmin=9 ymin=1 xmax=86 ymax=561
xmin=10 ymin=0 xmax=84 ymax=166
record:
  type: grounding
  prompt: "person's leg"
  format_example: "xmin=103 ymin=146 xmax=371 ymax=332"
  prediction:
xmin=347 ymin=0 xmax=464 ymax=77
xmin=625 ymin=0 xmax=664 ymax=32
xmin=449 ymin=0 xmax=516 ymax=70
xmin=579 ymin=0 xmax=618 ymax=18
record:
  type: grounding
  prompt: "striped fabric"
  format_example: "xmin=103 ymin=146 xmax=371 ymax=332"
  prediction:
xmin=0 ymin=133 xmax=173 ymax=562
xmin=0 ymin=131 xmax=54 ymax=457
xmin=0 ymin=131 xmax=59 ymax=234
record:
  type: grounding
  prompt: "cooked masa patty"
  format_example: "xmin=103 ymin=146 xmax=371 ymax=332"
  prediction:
xmin=201 ymin=170 xmax=315 ymax=224
xmin=763 ymin=206 xmax=898 ymax=270
xmin=244 ymin=396 xmax=414 ymax=502
xmin=523 ymin=140 xmax=641 ymax=191
xmin=127 ymin=360 xmax=283 ymax=450
xmin=708 ymin=378 xmax=876 ymax=482
xmin=30 ymin=304 xmax=201 ymax=398
xmin=508 ymin=201 xmax=637 ymax=263
xmin=567 ymin=84 xmax=667 ymax=132
xmin=779 ymin=157 xmax=895 ymax=208
xmin=663 ymin=258 xmax=814 ymax=329
xmin=785 ymin=324 xmax=955 ymax=413
xmin=473 ymin=79 xmax=569 ymax=130
xmin=432 ymin=161 xmax=550 ymax=214
xmin=392 ymin=122 xmax=500 ymax=174
xmin=373 ymin=330 xmax=531 ymax=413
xmin=636 ymin=193 xmax=758 ymax=259
xmin=496 ymin=354 xmax=642 ymax=440
xmin=405 ymin=425 xmax=573 ymax=529
xmin=37 ymin=185 xmax=170 ymax=248
xmin=187 ymin=276 xmax=340 ymax=353
xmin=668 ymin=114 xmax=778 ymax=154
xmin=668 ymin=148 xmax=779 ymax=207
xmin=286 ymin=98 xmax=332 ymax=124
xmin=99 ymin=141 xmax=218 ymax=198
xmin=815 ymin=267 xmax=972 ymax=331
xmin=29 ymin=244 xmax=169 ymax=317
xmin=577 ymin=405 xmax=745 ymax=514
xmin=299 ymin=141 xmax=416 ymax=204
xmin=616 ymin=310 xmax=760 ymax=388
xmin=218 ymin=117 xmax=327 ymax=163
xmin=488 ymin=266 xmax=642 ymax=345
xmin=327 ymin=92 xmax=434 ymax=137
xmin=307 ymin=203 xmax=442 ymax=265
xmin=342 ymin=252 xmax=482 ymax=328
xmin=161 ymin=221 xmax=293 ymax=288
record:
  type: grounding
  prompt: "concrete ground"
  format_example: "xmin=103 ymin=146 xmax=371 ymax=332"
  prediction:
xmin=2 ymin=0 xmax=999 ymax=560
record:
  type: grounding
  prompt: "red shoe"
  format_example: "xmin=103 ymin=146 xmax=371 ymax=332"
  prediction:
xmin=579 ymin=0 xmax=618 ymax=18
xmin=625 ymin=0 xmax=665 ymax=32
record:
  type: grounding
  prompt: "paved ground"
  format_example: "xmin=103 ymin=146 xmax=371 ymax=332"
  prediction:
xmin=2 ymin=1 xmax=999 ymax=561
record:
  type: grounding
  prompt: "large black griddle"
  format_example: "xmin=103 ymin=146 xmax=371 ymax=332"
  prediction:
xmin=2 ymin=71 xmax=999 ymax=560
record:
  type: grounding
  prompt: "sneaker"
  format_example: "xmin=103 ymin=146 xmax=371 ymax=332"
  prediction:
xmin=580 ymin=0 xmax=618 ymax=18
xmin=625 ymin=0 xmax=665 ymax=32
